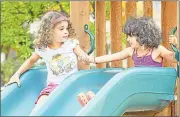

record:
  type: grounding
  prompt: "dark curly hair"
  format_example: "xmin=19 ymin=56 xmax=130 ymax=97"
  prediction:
xmin=33 ymin=10 xmax=76 ymax=50
xmin=123 ymin=17 xmax=162 ymax=48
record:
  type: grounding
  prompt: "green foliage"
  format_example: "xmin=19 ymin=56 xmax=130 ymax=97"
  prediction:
xmin=89 ymin=1 xmax=110 ymax=20
xmin=106 ymin=1 xmax=110 ymax=20
xmin=89 ymin=22 xmax=95 ymax=35
xmin=1 ymin=58 xmax=24 ymax=85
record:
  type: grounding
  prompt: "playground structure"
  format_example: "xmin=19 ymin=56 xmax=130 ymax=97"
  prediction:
xmin=70 ymin=1 xmax=179 ymax=116
xmin=1 ymin=1 xmax=179 ymax=116
xmin=71 ymin=1 xmax=179 ymax=115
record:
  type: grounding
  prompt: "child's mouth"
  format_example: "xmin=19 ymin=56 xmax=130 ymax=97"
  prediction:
xmin=63 ymin=36 xmax=68 ymax=39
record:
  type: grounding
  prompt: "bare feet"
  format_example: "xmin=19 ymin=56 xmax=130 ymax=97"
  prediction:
xmin=77 ymin=91 xmax=95 ymax=107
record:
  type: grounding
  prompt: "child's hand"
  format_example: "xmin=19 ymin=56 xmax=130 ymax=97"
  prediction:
xmin=78 ymin=55 xmax=95 ymax=63
xmin=169 ymin=35 xmax=178 ymax=46
xmin=5 ymin=73 xmax=21 ymax=87
xmin=86 ymin=56 xmax=95 ymax=63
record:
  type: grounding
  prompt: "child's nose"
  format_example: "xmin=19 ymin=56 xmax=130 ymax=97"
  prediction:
xmin=64 ymin=30 xmax=68 ymax=34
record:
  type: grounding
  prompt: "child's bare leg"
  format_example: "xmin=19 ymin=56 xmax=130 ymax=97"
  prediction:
xmin=29 ymin=95 xmax=48 ymax=116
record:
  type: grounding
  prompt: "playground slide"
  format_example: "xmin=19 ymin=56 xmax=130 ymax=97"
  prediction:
xmin=76 ymin=67 xmax=177 ymax=116
xmin=1 ymin=67 xmax=122 ymax=116
xmin=1 ymin=67 xmax=48 ymax=116
xmin=32 ymin=67 xmax=177 ymax=116
xmin=1 ymin=67 xmax=177 ymax=116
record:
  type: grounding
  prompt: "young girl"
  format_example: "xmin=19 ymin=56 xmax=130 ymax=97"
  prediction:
xmin=6 ymin=10 xmax=92 ymax=115
xmin=77 ymin=17 xmax=178 ymax=106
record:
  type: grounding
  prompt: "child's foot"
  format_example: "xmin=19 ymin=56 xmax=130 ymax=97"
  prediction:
xmin=77 ymin=92 xmax=89 ymax=107
xmin=86 ymin=91 xmax=95 ymax=101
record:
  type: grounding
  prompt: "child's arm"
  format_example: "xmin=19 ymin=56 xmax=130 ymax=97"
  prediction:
xmin=159 ymin=45 xmax=177 ymax=63
xmin=73 ymin=45 xmax=94 ymax=63
xmin=73 ymin=43 xmax=132 ymax=64
xmin=6 ymin=53 xmax=40 ymax=87
xmin=95 ymin=47 xmax=132 ymax=64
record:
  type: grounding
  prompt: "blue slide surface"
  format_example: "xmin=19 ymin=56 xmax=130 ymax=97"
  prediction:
xmin=1 ymin=67 xmax=177 ymax=116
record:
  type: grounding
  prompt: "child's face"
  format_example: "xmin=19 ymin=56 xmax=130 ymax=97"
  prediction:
xmin=52 ymin=21 xmax=69 ymax=43
xmin=126 ymin=35 xmax=140 ymax=48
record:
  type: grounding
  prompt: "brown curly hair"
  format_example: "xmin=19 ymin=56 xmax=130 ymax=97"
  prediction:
xmin=33 ymin=10 xmax=76 ymax=50
xmin=123 ymin=17 xmax=162 ymax=48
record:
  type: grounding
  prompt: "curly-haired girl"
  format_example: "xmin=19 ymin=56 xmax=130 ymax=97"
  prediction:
xmin=77 ymin=17 xmax=178 ymax=107
xmin=6 ymin=10 xmax=92 ymax=114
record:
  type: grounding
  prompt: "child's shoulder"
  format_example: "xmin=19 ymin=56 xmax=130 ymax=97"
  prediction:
xmin=125 ymin=47 xmax=134 ymax=52
xmin=34 ymin=47 xmax=48 ymax=58
xmin=35 ymin=47 xmax=47 ymax=53
xmin=156 ymin=45 xmax=166 ymax=51
xmin=65 ymin=38 xmax=79 ymax=49
xmin=125 ymin=47 xmax=134 ymax=56
xmin=66 ymin=38 xmax=79 ymax=44
xmin=127 ymin=47 xmax=134 ymax=51
xmin=150 ymin=45 xmax=166 ymax=56
xmin=156 ymin=45 xmax=170 ymax=53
